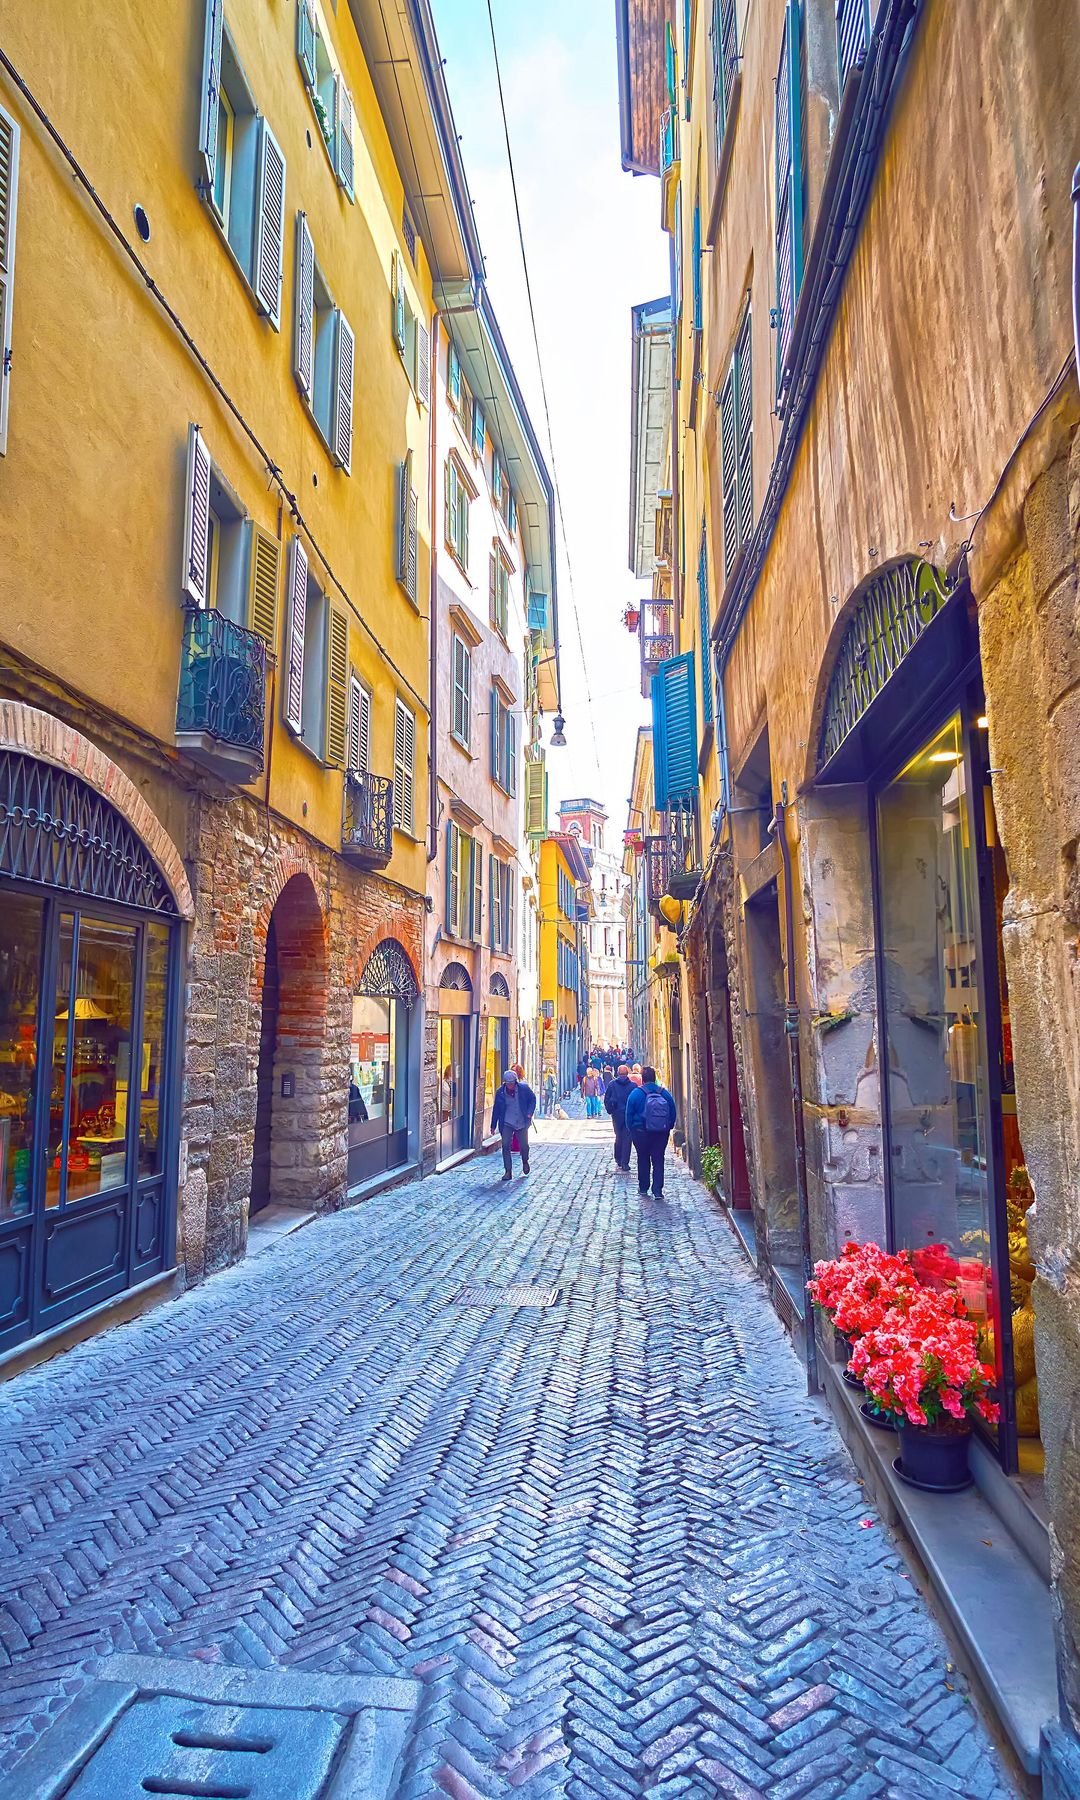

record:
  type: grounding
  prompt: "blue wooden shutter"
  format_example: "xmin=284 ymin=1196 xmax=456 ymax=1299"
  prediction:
xmin=665 ymin=21 xmax=677 ymax=105
xmin=697 ymin=531 xmax=713 ymax=726
xmin=774 ymin=0 xmax=804 ymax=390
xmin=836 ymin=0 xmax=870 ymax=89
xmin=720 ymin=361 xmax=738 ymax=577
xmin=652 ymin=651 xmax=699 ymax=808
xmin=735 ymin=309 xmax=753 ymax=549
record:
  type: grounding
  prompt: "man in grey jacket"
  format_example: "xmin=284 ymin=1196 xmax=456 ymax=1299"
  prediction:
xmin=490 ymin=1070 xmax=536 ymax=1179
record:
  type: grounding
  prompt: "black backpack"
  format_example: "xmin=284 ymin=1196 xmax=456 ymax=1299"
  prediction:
xmin=643 ymin=1089 xmax=670 ymax=1132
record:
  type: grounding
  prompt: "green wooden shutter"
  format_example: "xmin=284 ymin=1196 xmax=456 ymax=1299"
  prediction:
xmin=774 ymin=0 xmax=804 ymax=390
xmin=697 ymin=529 xmax=713 ymax=726
xmin=735 ymin=309 xmax=753 ymax=550
xmin=526 ymin=759 xmax=546 ymax=836
xmin=652 ymin=651 xmax=699 ymax=808
xmin=397 ymin=454 xmax=411 ymax=585
xmin=720 ymin=361 xmax=738 ymax=577
xmin=472 ymin=839 xmax=484 ymax=943
xmin=447 ymin=821 xmax=460 ymax=935
xmin=325 ymin=603 xmax=349 ymax=765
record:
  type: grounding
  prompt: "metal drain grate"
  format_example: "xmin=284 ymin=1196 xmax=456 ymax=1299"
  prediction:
xmin=452 ymin=1283 xmax=561 ymax=1308
xmin=67 ymin=1696 xmax=343 ymax=1799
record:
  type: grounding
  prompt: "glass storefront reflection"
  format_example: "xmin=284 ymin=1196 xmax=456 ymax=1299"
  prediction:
xmin=347 ymin=992 xmax=409 ymax=1185
xmin=0 ymin=891 xmax=45 ymax=1220
xmin=48 ymin=914 xmax=137 ymax=1206
xmin=437 ymin=1015 xmax=469 ymax=1163
xmin=138 ymin=922 xmax=169 ymax=1179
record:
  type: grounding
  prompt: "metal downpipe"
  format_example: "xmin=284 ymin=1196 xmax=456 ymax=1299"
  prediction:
xmin=773 ymin=794 xmax=819 ymax=1396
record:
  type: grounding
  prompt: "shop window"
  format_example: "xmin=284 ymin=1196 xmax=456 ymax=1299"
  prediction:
xmin=47 ymin=914 xmax=138 ymax=1206
xmin=0 ymin=889 xmax=44 ymax=1219
xmin=197 ymin=11 xmax=285 ymax=328
xmin=138 ymin=923 xmax=171 ymax=1180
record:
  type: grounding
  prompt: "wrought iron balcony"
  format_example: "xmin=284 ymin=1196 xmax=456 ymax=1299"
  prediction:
xmin=176 ymin=607 xmax=266 ymax=779
xmin=645 ymin=802 xmax=703 ymax=918
xmin=342 ymin=769 xmax=393 ymax=868
xmin=641 ymin=598 xmax=675 ymax=679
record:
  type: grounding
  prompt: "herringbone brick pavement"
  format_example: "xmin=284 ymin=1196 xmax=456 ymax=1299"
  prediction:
xmin=0 ymin=1115 xmax=1016 ymax=1797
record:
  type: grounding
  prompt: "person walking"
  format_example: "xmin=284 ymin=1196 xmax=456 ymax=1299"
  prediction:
xmin=582 ymin=1068 xmax=601 ymax=1118
xmin=490 ymin=1069 xmax=536 ymax=1179
xmin=624 ymin=1065 xmax=677 ymax=1198
xmin=604 ymin=1063 xmax=635 ymax=1171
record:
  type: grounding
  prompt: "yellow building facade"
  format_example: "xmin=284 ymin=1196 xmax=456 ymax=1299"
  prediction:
xmin=538 ymin=833 xmax=588 ymax=1098
xmin=0 ymin=0 xmax=484 ymax=1356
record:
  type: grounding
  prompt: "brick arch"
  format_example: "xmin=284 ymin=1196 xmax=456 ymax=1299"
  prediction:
xmin=348 ymin=920 xmax=421 ymax=995
xmin=0 ymin=699 xmax=194 ymax=919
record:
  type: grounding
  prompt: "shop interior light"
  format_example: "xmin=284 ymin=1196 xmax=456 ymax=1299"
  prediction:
xmin=928 ymin=751 xmax=962 ymax=763
xmin=977 ymin=715 xmax=989 ymax=729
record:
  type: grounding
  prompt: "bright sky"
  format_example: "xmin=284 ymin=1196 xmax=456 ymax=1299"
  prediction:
xmin=430 ymin=0 xmax=669 ymax=834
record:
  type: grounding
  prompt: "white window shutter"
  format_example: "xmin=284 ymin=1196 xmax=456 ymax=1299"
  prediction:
xmin=357 ymin=684 xmax=371 ymax=773
xmin=197 ymin=0 xmax=224 ymax=195
xmin=293 ymin=212 xmax=314 ymax=398
xmin=296 ymin=0 xmax=316 ymax=88
xmin=394 ymin=699 xmax=415 ymax=834
xmin=335 ymin=78 xmax=355 ymax=200
xmin=253 ymin=120 xmax=286 ymax=329
xmin=415 ymin=320 xmax=430 ymax=406
xmin=0 ymin=106 xmax=20 ymax=456
xmin=333 ymin=311 xmax=354 ymax=473
xmin=182 ymin=423 xmax=213 ymax=607
xmin=284 ymin=536 xmax=308 ymax=732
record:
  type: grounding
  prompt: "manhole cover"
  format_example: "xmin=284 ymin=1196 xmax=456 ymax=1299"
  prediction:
xmin=4 ymin=1655 xmax=421 ymax=1800
xmin=451 ymin=1283 xmax=561 ymax=1307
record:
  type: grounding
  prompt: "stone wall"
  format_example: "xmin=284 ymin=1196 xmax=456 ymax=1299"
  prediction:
xmin=972 ymin=390 xmax=1080 ymax=1745
xmin=179 ymin=788 xmax=430 ymax=1285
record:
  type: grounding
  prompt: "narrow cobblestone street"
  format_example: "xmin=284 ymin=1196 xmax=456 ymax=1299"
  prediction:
xmin=0 ymin=1114 xmax=1016 ymax=1798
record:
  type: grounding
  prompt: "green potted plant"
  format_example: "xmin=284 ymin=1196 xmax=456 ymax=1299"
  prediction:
xmin=700 ymin=1144 xmax=724 ymax=1195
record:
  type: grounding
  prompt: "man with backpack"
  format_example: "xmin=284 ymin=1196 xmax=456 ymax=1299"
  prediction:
xmin=604 ymin=1063 xmax=635 ymax=1172
xmin=624 ymin=1066 xmax=677 ymax=1198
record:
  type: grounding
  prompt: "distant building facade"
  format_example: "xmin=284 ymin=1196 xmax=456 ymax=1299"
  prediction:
xmin=558 ymin=800 xmax=628 ymax=1050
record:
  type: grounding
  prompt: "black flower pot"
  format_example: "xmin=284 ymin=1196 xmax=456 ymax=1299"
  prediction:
xmin=895 ymin=1420 xmax=973 ymax=1492
xmin=860 ymin=1401 xmax=898 ymax=1433
xmin=836 ymin=1331 xmax=863 ymax=1388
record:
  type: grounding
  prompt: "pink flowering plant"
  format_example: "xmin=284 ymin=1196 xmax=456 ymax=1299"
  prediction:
xmin=849 ymin=1285 xmax=999 ymax=1428
xmin=806 ymin=1240 xmax=918 ymax=1342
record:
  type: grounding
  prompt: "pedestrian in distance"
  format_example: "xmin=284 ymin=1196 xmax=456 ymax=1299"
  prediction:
xmin=630 ymin=1064 xmax=643 ymax=1086
xmin=490 ymin=1069 xmax=536 ymax=1180
xmin=576 ymin=1054 xmax=588 ymax=1095
xmin=604 ymin=1063 xmax=635 ymax=1171
xmin=624 ymin=1066 xmax=677 ymax=1198
xmin=582 ymin=1068 xmax=602 ymax=1118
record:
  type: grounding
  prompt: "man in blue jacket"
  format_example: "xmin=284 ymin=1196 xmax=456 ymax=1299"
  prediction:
xmin=624 ymin=1065 xmax=677 ymax=1198
xmin=490 ymin=1069 xmax=536 ymax=1180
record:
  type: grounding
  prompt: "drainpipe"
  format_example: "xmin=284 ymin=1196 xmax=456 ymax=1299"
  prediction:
xmin=773 ymin=788 xmax=819 ymax=1396
xmin=428 ymin=308 xmax=440 ymax=864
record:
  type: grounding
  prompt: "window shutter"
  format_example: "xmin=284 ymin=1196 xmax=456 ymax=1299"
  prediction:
xmin=182 ymin=423 xmax=213 ymax=607
xmin=507 ymin=868 xmax=515 ymax=953
xmin=720 ymin=361 xmax=738 ymax=578
xmin=444 ymin=458 xmax=454 ymax=551
xmin=492 ymin=452 xmax=503 ymax=505
xmin=489 ymin=855 xmax=498 ymax=950
xmin=697 ymin=529 xmax=713 ymax=726
xmin=526 ymin=758 xmax=546 ymax=835
xmin=396 ymin=454 xmax=411 ymax=584
xmin=325 ymin=602 xmax=349 ymax=765
xmin=293 ymin=212 xmax=315 ymax=398
xmin=447 ymin=820 xmax=460 ymax=935
xmin=460 ymin=484 xmax=469 ymax=568
xmin=406 ymin=484 xmax=418 ymax=605
xmin=507 ymin=708 xmax=518 ymax=796
xmin=488 ymin=552 xmax=497 ymax=626
xmin=392 ymin=252 xmax=405 ymax=352
xmin=472 ymin=401 xmax=484 ymax=457
xmin=736 ymin=309 xmax=753 ymax=549
xmin=652 ymin=650 xmax=699 ymax=808
xmin=774 ymin=0 xmax=804 ymax=389
xmin=347 ymin=674 xmax=363 ymax=772
xmin=490 ymin=694 xmax=502 ymax=787
xmin=448 ymin=341 xmax=461 ymax=404
xmin=284 ymin=536 xmax=308 ymax=733
xmin=335 ymin=78 xmax=355 ymax=200
xmin=296 ymin=0 xmax=316 ymax=88
xmin=253 ymin=120 xmax=286 ymax=329
xmin=472 ymin=840 xmax=483 ymax=944
xmin=394 ymin=698 xmax=415 ymax=834
xmin=332 ymin=311 xmax=354 ymax=474
xmin=692 ymin=199 xmax=702 ymax=331
xmin=247 ymin=523 xmax=281 ymax=645
xmin=508 ymin=490 xmax=517 ymax=536
xmin=198 ymin=0 xmax=224 ymax=195
xmin=836 ymin=0 xmax=870 ymax=89
xmin=415 ymin=320 xmax=430 ymax=405
xmin=0 ymin=108 xmax=17 ymax=454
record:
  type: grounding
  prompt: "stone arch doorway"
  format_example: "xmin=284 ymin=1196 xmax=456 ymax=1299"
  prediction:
xmin=347 ymin=938 xmax=420 ymax=1188
xmin=250 ymin=873 xmax=327 ymax=1218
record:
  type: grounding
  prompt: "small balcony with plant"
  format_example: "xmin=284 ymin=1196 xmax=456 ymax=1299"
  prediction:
xmin=342 ymin=768 xmax=394 ymax=869
xmin=175 ymin=608 xmax=267 ymax=781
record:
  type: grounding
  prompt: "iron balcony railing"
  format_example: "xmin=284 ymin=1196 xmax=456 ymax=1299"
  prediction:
xmin=645 ymin=802 xmax=703 ymax=917
xmin=176 ymin=608 xmax=266 ymax=765
xmin=641 ymin=598 xmax=675 ymax=677
xmin=342 ymin=769 xmax=393 ymax=867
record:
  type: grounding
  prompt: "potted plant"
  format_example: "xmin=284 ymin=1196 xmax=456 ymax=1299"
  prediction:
xmin=850 ymin=1287 xmax=998 ymax=1491
xmin=700 ymin=1144 xmax=724 ymax=1196
xmin=624 ymin=604 xmax=640 ymax=632
xmin=807 ymin=1241 xmax=917 ymax=1405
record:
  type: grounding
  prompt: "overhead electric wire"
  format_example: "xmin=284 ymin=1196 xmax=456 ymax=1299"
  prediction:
xmin=482 ymin=0 xmax=604 ymax=779
xmin=0 ymin=44 xmax=430 ymax=716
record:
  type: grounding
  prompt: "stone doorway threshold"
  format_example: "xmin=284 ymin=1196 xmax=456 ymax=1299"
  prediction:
xmin=824 ymin=1357 xmax=1056 ymax=1780
xmin=246 ymin=1203 xmax=317 ymax=1257
xmin=0 ymin=1653 xmax=421 ymax=1799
